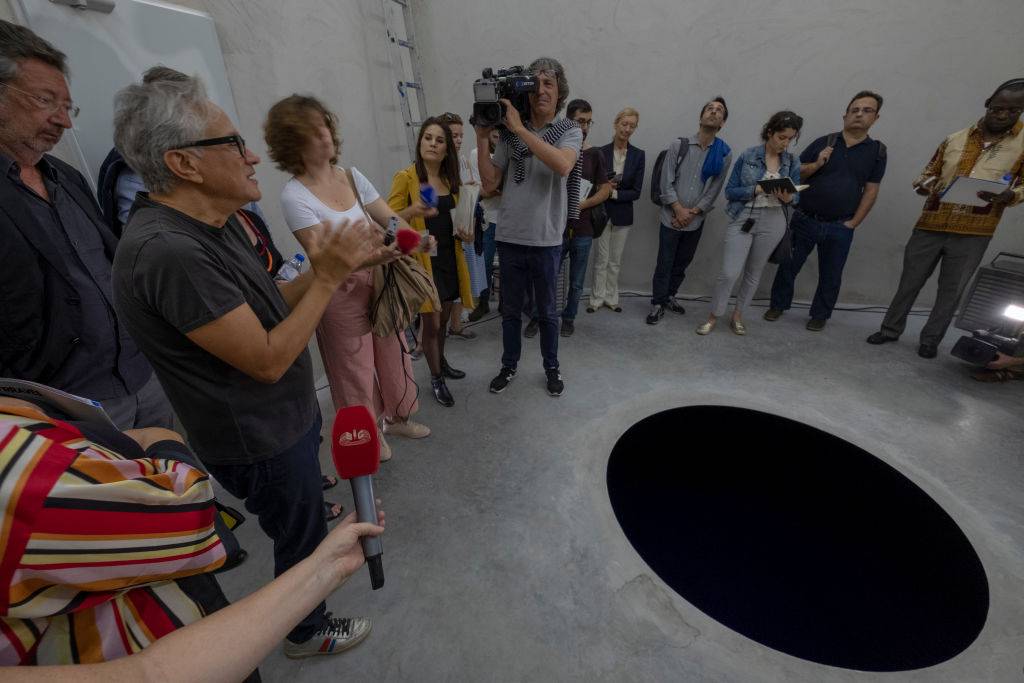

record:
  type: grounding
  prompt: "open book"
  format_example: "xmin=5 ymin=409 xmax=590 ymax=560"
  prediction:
xmin=756 ymin=178 xmax=809 ymax=194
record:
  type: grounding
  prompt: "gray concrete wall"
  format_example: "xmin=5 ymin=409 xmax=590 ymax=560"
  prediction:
xmin=172 ymin=0 xmax=411 ymax=261
xmin=414 ymin=0 xmax=1024 ymax=306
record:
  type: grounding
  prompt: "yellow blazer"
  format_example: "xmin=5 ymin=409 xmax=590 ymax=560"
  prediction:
xmin=387 ymin=165 xmax=475 ymax=313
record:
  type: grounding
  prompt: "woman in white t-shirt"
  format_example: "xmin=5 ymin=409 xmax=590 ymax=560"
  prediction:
xmin=265 ymin=95 xmax=430 ymax=459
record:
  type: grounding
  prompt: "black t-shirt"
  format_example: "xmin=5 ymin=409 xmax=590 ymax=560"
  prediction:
xmin=112 ymin=195 xmax=317 ymax=465
xmin=798 ymin=133 xmax=886 ymax=221
xmin=567 ymin=147 xmax=609 ymax=238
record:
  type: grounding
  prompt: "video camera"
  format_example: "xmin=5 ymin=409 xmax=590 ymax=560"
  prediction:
xmin=470 ymin=66 xmax=538 ymax=129
xmin=951 ymin=328 xmax=1023 ymax=365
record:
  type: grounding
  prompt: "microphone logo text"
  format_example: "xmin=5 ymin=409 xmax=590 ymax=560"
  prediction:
xmin=338 ymin=429 xmax=372 ymax=447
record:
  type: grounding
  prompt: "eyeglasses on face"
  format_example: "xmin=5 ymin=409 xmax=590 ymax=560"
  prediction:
xmin=0 ymin=82 xmax=80 ymax=118
xmin=847 ymin=107 xmax=877 ymax=115
xmin=170 ymin=134 xmax=248 ymax=158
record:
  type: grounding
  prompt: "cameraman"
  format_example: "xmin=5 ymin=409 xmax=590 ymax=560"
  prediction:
xmin=475 ymin=57 xmax=583 ymax=397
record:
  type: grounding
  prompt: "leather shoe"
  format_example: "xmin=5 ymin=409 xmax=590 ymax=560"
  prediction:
xmin=806 ymin=318 xmax=826 ymax=332
xmin=441 ymin=357 xmax=465 ymax=379
xmin=866 ymin=332 xmax=897 ymax=345
xmin=917 ymin=343 xmax=938 ymax=359
xmin=763 ymin=308 xmax=783 ymax=321
xmin=431 ymin=377 xmax=455 ymax=406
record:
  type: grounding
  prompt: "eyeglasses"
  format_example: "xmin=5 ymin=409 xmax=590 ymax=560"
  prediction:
xmin=0 ymin=82 xmax=80 ymax=119
xmin=847 ymin=107 xmax=877 ymax=115
xmin=987 ymin=105 xmax=1023 ymax=116
xmin=171 ymin=134 xmax=248 ymax=158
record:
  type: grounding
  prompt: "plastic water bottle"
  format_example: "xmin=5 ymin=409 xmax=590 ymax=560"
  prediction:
xmin=274 ymin=253 xmax=305 ymax=282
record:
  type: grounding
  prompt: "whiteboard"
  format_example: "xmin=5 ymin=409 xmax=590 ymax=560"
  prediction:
xmin=13 ymin=0 xmax=239 ymax=190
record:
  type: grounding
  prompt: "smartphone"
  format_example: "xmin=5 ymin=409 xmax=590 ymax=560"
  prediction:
xmin=384 ymin=216 xmax=398 ymax=246
xmin=606 ymin=170 xmax=617 ymax=180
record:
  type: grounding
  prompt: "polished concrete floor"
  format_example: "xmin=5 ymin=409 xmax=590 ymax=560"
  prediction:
xmin=214 ymin=292 xmax=1024 ymax=682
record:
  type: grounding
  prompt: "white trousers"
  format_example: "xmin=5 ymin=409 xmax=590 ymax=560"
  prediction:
xmin=590 ymin=223 xmax=631 ymax=308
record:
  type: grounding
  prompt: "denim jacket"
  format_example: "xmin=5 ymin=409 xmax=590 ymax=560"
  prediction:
xmin=724 ymin=144 xmax=801 ymax=219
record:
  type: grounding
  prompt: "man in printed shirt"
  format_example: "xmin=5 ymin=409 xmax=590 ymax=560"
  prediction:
xmin=867 ymin=78 xmax=1024 ymax=358
xmin=0 ymin=396 xmax=245 ymax=675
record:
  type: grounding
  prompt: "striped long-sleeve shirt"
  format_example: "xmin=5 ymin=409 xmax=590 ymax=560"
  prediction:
xmin=0 ymin=407 xmax=228 ymax=665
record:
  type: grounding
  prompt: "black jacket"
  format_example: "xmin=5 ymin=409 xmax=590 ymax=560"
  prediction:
xmin=599 ymin=142 xmax=646 ymax=226
xmin=0 ymin=154 xmax=120 ymax=383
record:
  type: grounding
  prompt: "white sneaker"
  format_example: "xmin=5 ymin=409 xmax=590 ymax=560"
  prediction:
xmin=283 ymin=614 xmax=371 ymax=659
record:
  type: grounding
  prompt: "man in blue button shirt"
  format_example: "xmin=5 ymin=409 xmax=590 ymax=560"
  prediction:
xmin=765 ymin=91 xmax=887 ymax=331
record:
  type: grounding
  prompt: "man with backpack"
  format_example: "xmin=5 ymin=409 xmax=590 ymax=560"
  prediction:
xmin=647 ymin=97 xmax=732 ymax=324
xmin=765 ymin=91 xmax=887 ymax=331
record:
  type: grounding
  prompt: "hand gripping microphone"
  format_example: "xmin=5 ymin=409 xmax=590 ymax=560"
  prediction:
xmin=331 ymin=405 xmax=384 ymax=589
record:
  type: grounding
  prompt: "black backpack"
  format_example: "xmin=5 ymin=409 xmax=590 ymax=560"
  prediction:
xmin=650 ymin=137 xmax=689 ymax=206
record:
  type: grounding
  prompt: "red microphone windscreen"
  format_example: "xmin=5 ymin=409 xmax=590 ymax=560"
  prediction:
xmin=331 ymin=405 xmax=380 ymax=479
xmin=396 ymin=228 xmax=421 ymax=255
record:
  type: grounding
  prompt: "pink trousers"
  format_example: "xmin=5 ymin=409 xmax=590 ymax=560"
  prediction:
xmin=316 ymin=270 xmax=419 ymax=421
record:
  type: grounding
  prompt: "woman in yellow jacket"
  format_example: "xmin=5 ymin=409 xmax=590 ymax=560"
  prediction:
xmin=389 ymin=117 xmax=475 ymax=407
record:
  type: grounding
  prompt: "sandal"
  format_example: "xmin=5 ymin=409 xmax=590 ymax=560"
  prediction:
xmin=322 ymin=475 xmax=338 ymax=491
xmin=324 ymin=501 xmax=343 ymax=522
xmin=447 ymin=327 xmax=477 ymax=340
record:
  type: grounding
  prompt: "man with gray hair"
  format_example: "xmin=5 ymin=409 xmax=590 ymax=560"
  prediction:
xmin=475 ymin=56 xmax=583 ymax=397
xmin=0 ymin=20 xmax=173 ymax=430
xmin=111 ymin=72 xmax=394 ymax=658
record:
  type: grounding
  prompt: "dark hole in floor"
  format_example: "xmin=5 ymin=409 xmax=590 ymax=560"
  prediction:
xmin=606 ymin=406 xmax=989 ymax=672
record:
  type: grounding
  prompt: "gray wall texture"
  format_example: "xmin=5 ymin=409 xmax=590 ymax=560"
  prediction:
xmin=414 ymin=0 xmax=1024 ymax=306
xmin=8 ymin=0 xmax=1024 ymax=309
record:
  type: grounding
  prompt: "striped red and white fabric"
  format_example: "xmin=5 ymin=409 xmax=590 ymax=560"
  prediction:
xmin=0 ymin=407 xmax=228 ymax=665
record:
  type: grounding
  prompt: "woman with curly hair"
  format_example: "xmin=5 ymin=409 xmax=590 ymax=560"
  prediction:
xmin=697 ymin=110 xmax=803 ymax=336
xmin=266 ymin=95 xmax=429 ymax=459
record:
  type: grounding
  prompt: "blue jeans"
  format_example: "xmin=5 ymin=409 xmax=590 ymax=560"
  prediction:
xmin=497 ymin=241 xmax=561 ymax=370
xmin=651 ymin=224 xmax=704 ymax=306
xmin=483 ymin=222 xmax=498 ymax=292
xmin=207 ymin=414 xmax=328 ymax=643
xmin=561 ymin=235 xmax=593 ymax=320
xmin=769 ymin=211 xmax=855 ymax=320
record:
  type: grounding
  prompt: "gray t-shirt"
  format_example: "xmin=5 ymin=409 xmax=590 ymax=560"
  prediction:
xmin=112 ymin=195 xmax=317 ymax=466
xmin=493 ymin=122 xmax=583 ymax=247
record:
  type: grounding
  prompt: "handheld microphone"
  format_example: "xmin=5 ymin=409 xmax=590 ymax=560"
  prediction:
xmin=331 ymin=405 xmax=384 ymax=590
xmin=420 ymin=184 xmax=438 ymax=208
xmin=396 ymin=228 xmax=422 ymax=254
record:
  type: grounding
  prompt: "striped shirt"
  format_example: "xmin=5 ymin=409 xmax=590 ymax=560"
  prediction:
xmin=915 ymin=121 xmax=1024 ymax=236
xmin=0 ymin=407 xmax=227 ymax=665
